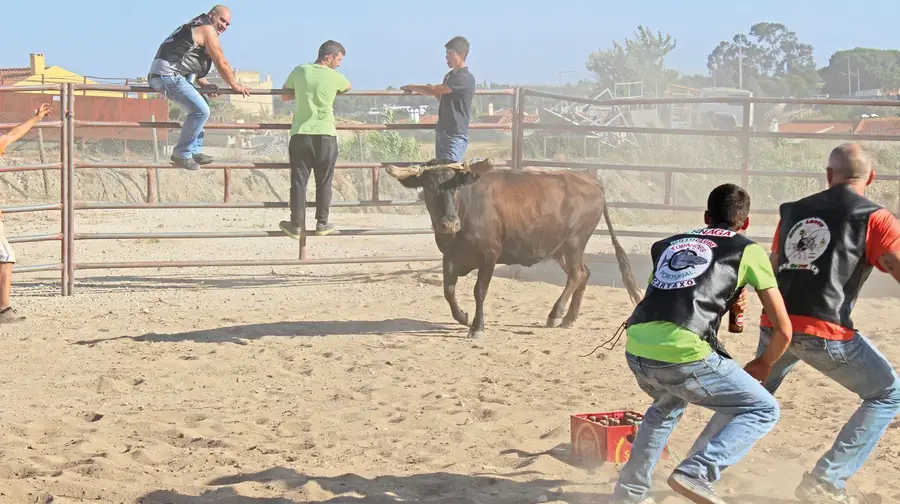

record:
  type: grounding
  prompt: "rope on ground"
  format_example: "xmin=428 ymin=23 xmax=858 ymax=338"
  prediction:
xmin=581 ymin=321 xmax=627 ymax=358
xmin=665 ymin=441 xmax=684 ymax=465
xmin=849 ymin=477 xmax=870 ymax=504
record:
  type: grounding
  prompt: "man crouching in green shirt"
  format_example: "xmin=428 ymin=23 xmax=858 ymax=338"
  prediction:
xmin=610 ymin=183 xmax=793 ymax=504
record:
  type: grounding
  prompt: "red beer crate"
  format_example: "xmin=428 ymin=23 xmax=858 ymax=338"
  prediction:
xmin=570 ymin=410 xmax=670 ymax=465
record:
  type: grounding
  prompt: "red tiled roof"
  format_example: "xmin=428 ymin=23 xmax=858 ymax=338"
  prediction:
xmin=480 ymin=114 xmax=539 ymax=124
xmin=0 ymin=67 xmax=32 ymax=85
xmin=854 ymin=117 xmax=900 ymax=135
xmin=778 ymin=120 xmax=855 ymax=134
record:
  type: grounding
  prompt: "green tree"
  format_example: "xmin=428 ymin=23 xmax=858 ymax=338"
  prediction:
xmin=676 ymin=73 xmax=714 ymax=89
xmin=819 ymin=48 xmax=900 ymax=97
xmin=586 ymin=25 xmax=679 ymax=92
xmin=707 ymin=22 xmax=819 ymax=97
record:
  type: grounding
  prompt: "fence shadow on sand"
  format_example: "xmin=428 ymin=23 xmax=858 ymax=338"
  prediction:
xmin=73 ymin=318 xmax=458 ymax=346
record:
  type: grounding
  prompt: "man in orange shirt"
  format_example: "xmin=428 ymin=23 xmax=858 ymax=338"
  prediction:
xmin=695 ymin=143 xmax=900 ymax=504
xmin=0 ymin=103 xmax=52 ymax=325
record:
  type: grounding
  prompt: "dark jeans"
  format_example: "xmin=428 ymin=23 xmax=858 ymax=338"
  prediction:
xmin=289 ymin=134 xmax=338 ymax=229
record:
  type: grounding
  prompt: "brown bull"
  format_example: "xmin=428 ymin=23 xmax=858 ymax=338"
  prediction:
xmin=385 ymin=158 xmax=642 ymax=339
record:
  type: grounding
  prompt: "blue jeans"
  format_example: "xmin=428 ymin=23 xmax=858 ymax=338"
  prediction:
xmin=612 ymin=351 xmax=780 ymax=504
xmin=694 ymin=327 xmax=900 ymax=490
xmin=148 ymin=74 xmax=210 ymax=159
xmin=435 ymin=129 xmax=468 ymax=162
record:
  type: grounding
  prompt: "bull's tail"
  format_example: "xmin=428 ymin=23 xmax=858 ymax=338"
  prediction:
xmin=603 ymin=205 xmax=643 ymax=305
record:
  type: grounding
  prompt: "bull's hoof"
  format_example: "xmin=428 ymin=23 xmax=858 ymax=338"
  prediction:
xmin=468 ymin=328 xmax=485 ymax=339
xmin=453 ymin=312 xmax=469 ymax=326
xmin=547 ymin=317 xmax=564 ymax=328
xmin=560 ymin=317 xmax=577 ymax=328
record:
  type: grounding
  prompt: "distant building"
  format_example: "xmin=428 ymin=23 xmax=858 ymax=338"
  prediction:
xmin=206 ymin=69 xmax=274 ymax=117
xmin=0 ymin=53 xmax=150 ymax=98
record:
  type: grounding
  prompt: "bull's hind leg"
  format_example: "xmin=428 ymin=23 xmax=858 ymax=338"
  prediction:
xmin=469 ymin=262 xmax=496 ymax=339
xmin=443 ymin=256 xmax=468 ymax=326
xmin=547 ymin=246 xmax=587 ymax=328
xmin=562 ymin=263 xmax=591 ymax=327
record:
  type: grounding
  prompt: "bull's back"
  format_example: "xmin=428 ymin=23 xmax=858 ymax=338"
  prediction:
xmin=458 ymin=170 xmax=605 ymax=266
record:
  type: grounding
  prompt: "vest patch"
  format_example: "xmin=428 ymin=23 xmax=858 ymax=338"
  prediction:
xmin=778 ymin=216 xmax=832 ymax=275
xmin=651 ymin=237 xmax=717 ymax=290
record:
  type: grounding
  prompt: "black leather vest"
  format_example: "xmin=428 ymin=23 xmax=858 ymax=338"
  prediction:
xmin=774 ymin=184 xmax=881 ymax=329
xmin=153 ymin=13 xmax=214 ymax=78
xmin=628 ymin=226 xmax=754 ymax=358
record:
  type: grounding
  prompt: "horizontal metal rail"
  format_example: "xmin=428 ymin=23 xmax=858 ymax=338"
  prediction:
xmin=74 ymin=229 xmax=436 ymax=240
xmin=0 ymin=163 xmax=63 ymax=173
xmin=71 ymin=120 xmax=510 ymax=131
xmin=73 ymin=160 xmax=511 ymax=170
xmin=0 ymin=121 xmax=63 ymax=131
xmin=72 ymin=83 xmax=516 ymax=96
xmin=0 ymin=203 xmax=63 ymax=213
xmin=74 ymin=255 xmax=445 ymax=270
xmin=69 ymin=229 xmax=777 ymax=248
xmin=0 ymin=85 xmax=64 ymax=93
xmin=522 ymin=88 xmax=900 ymax=108
xmin=12 ymin=263 xmax=63 ymax=273
xmin=6 ymin=233 xmax=63 ymax=244
xmin=75 ymin=199 xmax=422 ymax=210
xmin=523 ymin=122 xmax=900 ymax=142
xmin=591 ymin=228 xmax=774 ymax=244
xmin=522 ymin=159 xmax=900 ymax=181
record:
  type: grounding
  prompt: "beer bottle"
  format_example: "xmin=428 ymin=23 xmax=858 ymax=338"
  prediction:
xmin=728 ymin=293 xmax=745 ymax=334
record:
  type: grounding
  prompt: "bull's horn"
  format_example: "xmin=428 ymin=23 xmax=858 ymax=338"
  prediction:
xmin=466 ymin=157 xmax=495 ymax=173
xmin=384 ymin=165 xmax=423 ymax=180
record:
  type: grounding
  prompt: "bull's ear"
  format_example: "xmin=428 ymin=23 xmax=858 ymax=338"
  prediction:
xmin=385 ymin=165 xmax=424 ymax=188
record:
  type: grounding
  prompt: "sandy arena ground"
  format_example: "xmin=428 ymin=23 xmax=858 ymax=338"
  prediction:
xmin=1 ymin=208 xmax=899 ymax=504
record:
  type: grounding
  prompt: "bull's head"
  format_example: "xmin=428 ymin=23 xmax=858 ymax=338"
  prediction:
xmin=385 ymin=158 xmax=495 ymax=234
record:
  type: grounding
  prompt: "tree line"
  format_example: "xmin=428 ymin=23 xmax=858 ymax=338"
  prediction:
xmin=586 ymin=23 xmax=900 ymax=98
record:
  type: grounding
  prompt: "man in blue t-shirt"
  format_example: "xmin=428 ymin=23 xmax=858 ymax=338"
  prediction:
xmin=403 ymin=36 xmax=476 ymax=162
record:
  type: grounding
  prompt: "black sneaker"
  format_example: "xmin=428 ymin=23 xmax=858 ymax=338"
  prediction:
xmin=315 ymin=222 xmax=336 ymax=236
xmin=0 ymin=306 xmax=26 ymax=325
xmin=667 ymin=471 xmax=727 ymax=504
xmin=170 ymin=155 xmax=200 ymax=171
xmin=279 ymin=221 xmax=303 ymax=240
xmin=192 ymin=153 xmax=215 ymax=165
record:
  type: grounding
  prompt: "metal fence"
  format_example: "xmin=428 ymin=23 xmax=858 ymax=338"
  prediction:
xmin=3 ymin=83 xmax=900 ymax=297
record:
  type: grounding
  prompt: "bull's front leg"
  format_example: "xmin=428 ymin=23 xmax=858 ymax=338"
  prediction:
xmin=469 ymin=262 xmax=496 ymax=339
xmin=443 ymin=256 xmax=468 ymax=326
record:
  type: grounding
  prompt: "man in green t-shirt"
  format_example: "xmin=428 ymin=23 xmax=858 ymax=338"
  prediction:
xmin=610 ymin=183 xmax=793 ymax=504
xmin=279 ymin=40 xmax=352 ymax=238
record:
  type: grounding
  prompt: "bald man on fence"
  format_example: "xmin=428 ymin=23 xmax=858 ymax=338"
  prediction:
xmin=693 ymin=143 xmax=900 ymax=504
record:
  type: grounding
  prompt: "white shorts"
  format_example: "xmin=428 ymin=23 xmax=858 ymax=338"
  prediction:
xmin=0 ymin=234 xmax=15 ymax=264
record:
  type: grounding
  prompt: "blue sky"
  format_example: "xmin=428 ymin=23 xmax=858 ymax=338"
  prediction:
xmin=1 ymin=0 xmax=896 ymax=89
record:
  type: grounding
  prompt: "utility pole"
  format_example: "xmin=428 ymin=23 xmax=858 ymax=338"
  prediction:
xmin=738 ymin=46 xmax=744 ymax=89
xmin=848 ymin=56 xmax=852 ymax=96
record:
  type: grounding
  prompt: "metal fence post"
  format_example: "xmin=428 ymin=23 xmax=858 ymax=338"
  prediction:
xmin=223 ymin=168 xmax=232 ymax=203
xmin=741 ymin=98 xmax=752 ymax=189
xmin=510 ymin=89 xmax=519 ymax=170
xmin=59 ymin=84 xmax=70 ymax=296
xmin=148 ymin=114 xmax=159 ymax=203
xmin=513 ymin=87 xmax=525 ymax=170
xmin=66 ymin=83 xmax=76 ymax=295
